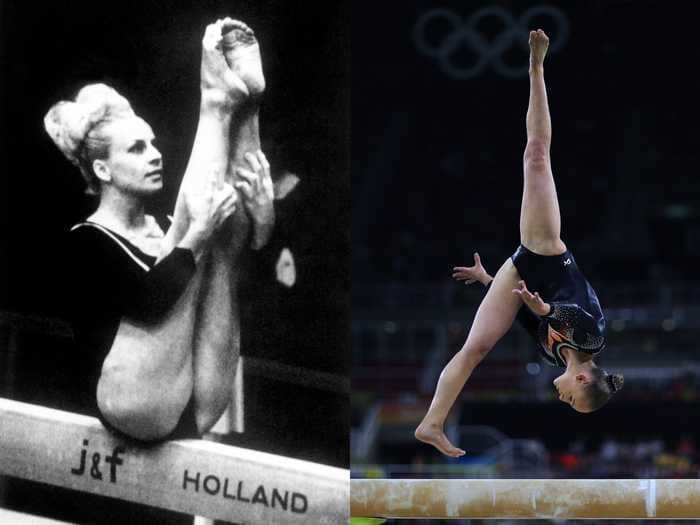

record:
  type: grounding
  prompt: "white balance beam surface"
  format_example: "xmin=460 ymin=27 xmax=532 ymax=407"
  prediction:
xmin=0 ymin=508 xmax=73 ymax=525
xmin=351 ymin=478 xmax=700 ymax=519
xmin=0 ymin=398 xmax=348 ymax=524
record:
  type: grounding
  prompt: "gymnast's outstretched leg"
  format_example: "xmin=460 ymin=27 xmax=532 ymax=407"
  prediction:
xmin=519 ymin=29 xmax=566 ymax=256
xmin=190 ymin=19 xmax=274 ymax=432
xmin=415 ymin=260 xmax=522 ymax=457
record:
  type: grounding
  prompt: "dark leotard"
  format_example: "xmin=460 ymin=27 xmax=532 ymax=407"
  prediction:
xmin=67 ymin=221 xmax=199 ymax=441
xmin=510 ymin=244 xmax=606 ymax=367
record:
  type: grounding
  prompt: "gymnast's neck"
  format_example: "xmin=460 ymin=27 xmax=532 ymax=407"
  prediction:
xmin=89 ymin=188 xmax=147 ymax=233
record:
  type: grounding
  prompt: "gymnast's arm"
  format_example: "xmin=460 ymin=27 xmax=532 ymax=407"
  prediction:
xmin=158 ymin=158 xmax=239 ymax=263
xmin=124 ymin=169 xmax=242 ymax=317
xmin=515 ymin=281 xmax=604 ymax=349
xmin=236 ymin=151 xmax=275 ymax=250
xmin=69 ymin=228 xmax=196 ymax=323
xmin=158 ymin=167 xmax=238 ymax=263
xmin=454 ymin=254 xmax=539 ymax=336
xmin=452 ymin=252 xmax=493 ymax=286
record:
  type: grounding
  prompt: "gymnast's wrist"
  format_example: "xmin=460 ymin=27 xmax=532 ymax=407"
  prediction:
xmin=177 ymin=226 xmax=209 ymax=261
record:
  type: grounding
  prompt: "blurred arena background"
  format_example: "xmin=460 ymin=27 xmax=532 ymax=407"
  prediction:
xmin=352 ymin=1 xmax=700 ymax=523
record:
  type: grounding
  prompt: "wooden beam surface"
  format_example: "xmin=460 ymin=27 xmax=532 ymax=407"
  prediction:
xmin=0 ymin=398 xmax=348 ymax=524
xmin=351 ymin=478 xmax=700 ymax=519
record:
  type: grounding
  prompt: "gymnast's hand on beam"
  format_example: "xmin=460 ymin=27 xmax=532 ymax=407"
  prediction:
xmin=452 ymin=253 xmax=493 ymax=286
xmin=235 ymin=150 xmax=275 ymax=227
xmin=512 ymin=280 xmax=551 ymax=316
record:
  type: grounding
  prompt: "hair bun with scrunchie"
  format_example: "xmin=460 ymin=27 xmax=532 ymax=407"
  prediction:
xmin=607 ymin=373 xmax=624 ymax=393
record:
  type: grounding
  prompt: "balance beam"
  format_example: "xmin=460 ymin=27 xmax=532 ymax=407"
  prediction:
xmin=351 ymin=479 xmax=700 ymax=519
xmin=0 ymin=508 xmax=72 ymax=524
xmin=0 ymin=398 xmax=348 ymax=524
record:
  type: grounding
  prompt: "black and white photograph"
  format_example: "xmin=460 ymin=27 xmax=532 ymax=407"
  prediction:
xmin=0 ymin=1 xmax=349 ymax=523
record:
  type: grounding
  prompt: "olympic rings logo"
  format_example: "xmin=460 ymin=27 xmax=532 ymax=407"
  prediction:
xmin=413 ymin=6 xmax=570 ymax=79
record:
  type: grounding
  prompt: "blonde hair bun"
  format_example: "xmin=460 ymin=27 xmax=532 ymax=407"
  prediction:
xmin=44 ymin=84 xmax=134 ymax=166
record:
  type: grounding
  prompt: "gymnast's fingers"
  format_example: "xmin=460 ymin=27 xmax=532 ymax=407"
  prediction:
xmin=452 ymin=268 xmax=471 ymax=279
xmin=217 ymin=194 xmax=238 ymax=225
xmin=223 ymin=195 xmax=238 ymax=217
xmin=234 ymin=180 xmax=254 ymax=199
xmin=220 ymin=186 xmax=237 ymax=205
xmin=245 ymin=151 xmax=262 ymax=173
xmin=518 ymin=280 xmax=533 ymax=297
xmin=256 ymin=150 xmax=270 ymax=172
xmin=236 ymin=167 xmax=257 ymax=184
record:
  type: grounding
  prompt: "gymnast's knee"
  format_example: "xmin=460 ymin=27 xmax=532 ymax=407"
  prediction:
xmin=523 ymin=140 xmax=550 ymax=166
xmin=96 ymin=386 xmax=186 ymax=441
xmin=452 ymin=344 xmax=490 ymax=370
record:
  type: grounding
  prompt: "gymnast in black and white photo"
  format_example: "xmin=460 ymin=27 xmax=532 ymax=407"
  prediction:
xmin=44 ymin=18 xmax=274 ymax=442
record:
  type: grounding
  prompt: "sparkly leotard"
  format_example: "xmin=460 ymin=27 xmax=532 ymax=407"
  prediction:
xmin=510 ymin=245 xmax=606 ymax=367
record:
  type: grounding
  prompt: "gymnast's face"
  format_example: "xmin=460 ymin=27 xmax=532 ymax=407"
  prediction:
xmin=553 ymin=371 xmax=593 ymax=413
xmin=95 ymin=117 xmax=163 ymax=196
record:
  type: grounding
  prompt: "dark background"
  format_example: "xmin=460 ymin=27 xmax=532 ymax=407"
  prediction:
xmin=353 ymin=0 xmax=700 ymax=283
xmin=0 ymin=0 xmax=349 ymax=523
xmin=352 ymin=2 xmax=700 ymax=523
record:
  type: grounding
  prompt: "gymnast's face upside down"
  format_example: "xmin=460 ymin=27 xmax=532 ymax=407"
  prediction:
xmin=92 ymin=116 xmax=164 ymax=198
xmin=553 ymin=369 xmax=593 ymax=413
xmin=552 ymin=354 xmax=621 ymax=413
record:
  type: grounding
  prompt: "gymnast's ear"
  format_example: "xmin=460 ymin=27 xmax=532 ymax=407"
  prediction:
xmin=92 ymin=159 xmax=111 ymax=184
xmin=575 ymin=373 xmax=591 ymax=385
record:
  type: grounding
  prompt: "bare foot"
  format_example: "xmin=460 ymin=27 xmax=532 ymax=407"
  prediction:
xmin=200 ymin=21 xmax=249 ymax=105
xmin=415 ymin=421 xmax=466 ymax=458
xmin=221 ymin=18 xmax=265 ymax=98
xmin=529 ymin=28 xmax=549 ymax=67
